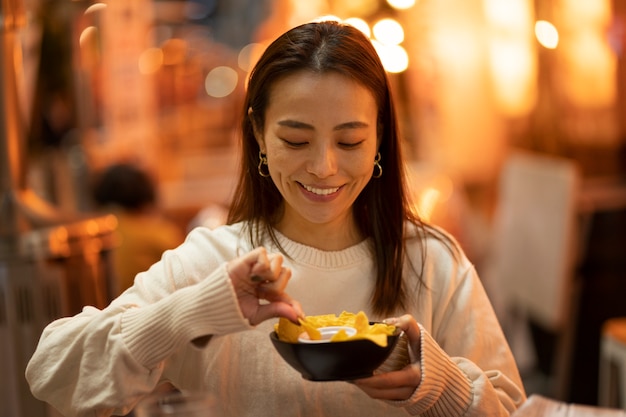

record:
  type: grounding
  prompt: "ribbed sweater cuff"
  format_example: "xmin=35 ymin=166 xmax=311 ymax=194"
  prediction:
xmin=121 ymin=263 xmax=252 ymax=367
xmin=388 ymin=324 xmax=473 ymax=416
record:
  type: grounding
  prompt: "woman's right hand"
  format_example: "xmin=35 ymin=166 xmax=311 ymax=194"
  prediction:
xmin=226 ymin=247 xmax=304 ymax=325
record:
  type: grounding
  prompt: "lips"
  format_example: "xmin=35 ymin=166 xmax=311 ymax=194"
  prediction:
xmin=301 ymin=183 xmax=340 ymax=196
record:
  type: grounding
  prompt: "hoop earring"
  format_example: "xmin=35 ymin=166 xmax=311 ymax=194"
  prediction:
xmin=373 ymin=152 xmax=382 ymax=178
xmin=258 ymin=151 xmax=271 ymax=177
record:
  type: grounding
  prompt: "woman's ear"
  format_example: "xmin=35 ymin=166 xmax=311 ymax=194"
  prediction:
xmin=248 ymin=107 xmax=265 ymax=151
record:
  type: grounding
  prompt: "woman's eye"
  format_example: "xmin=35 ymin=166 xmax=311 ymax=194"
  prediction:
xmin=338 ymin=141 xmax=363 ymax=149
xmin=282 ymin=139 xmax=308 ymax=148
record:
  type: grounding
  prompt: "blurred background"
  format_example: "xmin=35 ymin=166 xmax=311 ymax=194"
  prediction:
xmin=1 ymin=0 xmax=626 ymax=416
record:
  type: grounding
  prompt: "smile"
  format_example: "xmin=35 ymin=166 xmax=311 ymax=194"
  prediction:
xmin=301 ymin=184 xmax=340 ymax=196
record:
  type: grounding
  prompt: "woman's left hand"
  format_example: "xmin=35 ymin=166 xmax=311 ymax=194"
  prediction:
xmin=352 ymin=314 xmax=422 ymax=401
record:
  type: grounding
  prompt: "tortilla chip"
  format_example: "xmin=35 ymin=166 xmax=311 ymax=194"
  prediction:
xmin=329 ymin=329 xmax=350 ymax=342
xmin=274 ymin=311 xmax=396 ymax=347
xmin=274 ymin=318 xmax=302 ymax=343
xmin=299 ymin=318 xmax=322 ymax=340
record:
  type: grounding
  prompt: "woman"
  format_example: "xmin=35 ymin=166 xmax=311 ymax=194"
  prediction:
xmin=26 ymin=21 xmax=526 ymax=416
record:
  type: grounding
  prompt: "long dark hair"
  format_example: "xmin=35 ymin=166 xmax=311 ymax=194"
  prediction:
xmin=228 ymin=20 xmax=425 ymax=316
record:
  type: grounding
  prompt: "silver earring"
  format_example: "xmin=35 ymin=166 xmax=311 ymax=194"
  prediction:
xmin=258 ymin=151 xmax=270 ymax=177
xmin=373 ymin=152 xmax=382 ymax=178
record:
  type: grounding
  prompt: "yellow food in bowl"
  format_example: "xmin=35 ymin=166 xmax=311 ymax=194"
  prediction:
xmin=274 ymin=311 xmax=396 ymax=347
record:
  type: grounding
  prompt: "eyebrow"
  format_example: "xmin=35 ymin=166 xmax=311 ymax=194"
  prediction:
xmin=277 ymin=119 xmax=369 ymax=131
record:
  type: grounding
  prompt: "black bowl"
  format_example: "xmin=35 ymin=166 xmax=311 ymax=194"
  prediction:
xmin=270 ymin=325 xmax=402 ymax=381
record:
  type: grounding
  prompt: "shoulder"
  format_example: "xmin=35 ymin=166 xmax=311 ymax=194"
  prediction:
xmin=404 ymin=221 xmax=475 ymax=286
xmin=405 ymin=222 xmax=466 ymax=261
xmin=186 ymin=222 xmax=247 ymax=242
xmin=170 ymin=222 xmax=253 ymax=268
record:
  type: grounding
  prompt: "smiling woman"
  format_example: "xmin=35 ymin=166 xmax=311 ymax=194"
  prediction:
xmin=252 ymin=71 xmax=379 ymax=249
xmin=26 ymin=21 xmax=526 ymax=417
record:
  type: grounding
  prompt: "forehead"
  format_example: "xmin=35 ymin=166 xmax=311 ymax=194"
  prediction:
xmin=265 ymin=71 xmax=378 ymax=120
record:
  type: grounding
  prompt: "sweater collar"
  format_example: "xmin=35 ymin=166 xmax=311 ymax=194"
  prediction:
xmin=270 ymin=229 xmax=373 ymax=269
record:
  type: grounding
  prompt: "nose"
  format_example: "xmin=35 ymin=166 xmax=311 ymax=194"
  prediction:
xmin=307 ymin=145 xmax=338 ymax=178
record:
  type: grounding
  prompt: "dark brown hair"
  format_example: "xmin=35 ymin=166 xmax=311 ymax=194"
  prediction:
xmin=92 ymin=163 xmax=156 ymax=212
xmin=228 ymin=20 xmax=426 ymax=316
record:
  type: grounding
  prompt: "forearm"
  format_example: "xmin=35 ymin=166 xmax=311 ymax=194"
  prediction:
xmin=25 ymin=263 xmax=251 ymax=417
xmin=122 ymin=263 xmax=252 ymax=367
xmin=26 ymin=306 xmax=162 ymax=417
xmin=391 ymin=326 xmax=525 ymax=416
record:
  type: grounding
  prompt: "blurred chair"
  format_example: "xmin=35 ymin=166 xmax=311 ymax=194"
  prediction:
xmin=599 ymin=317 xmax=626 ymax=410
xmin=487 ymin=150 xmax=581 ymax=400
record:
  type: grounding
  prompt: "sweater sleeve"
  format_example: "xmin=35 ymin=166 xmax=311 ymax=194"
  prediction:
xmin=25 ymin=259 xmax=252 ymax=417
xmin=389 ymin=325 xmax=524 ymax=416
xmin=385 ymin=232 xmax=526 ymax=416
xmin=389 ymin=325 xmax=473 ymax=415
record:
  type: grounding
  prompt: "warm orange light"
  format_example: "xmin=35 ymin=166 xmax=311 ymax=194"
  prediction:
xmin=79 ymin=26 xmax=98 ymax=48
xmin=387 ymin=0 xmax=416 ymax=10
xmin=161 ymin=39 xmax=187 ymax=66
xmin=560 ymin=0 xmax=611 ymax=25
xmin=535 ymin=20 xmax=559 ymax=49
xmin=484 ymin=0 xmax=531 ymax=32
xmin=205 ymin=66 xmax=238 ymax=98
xmin=373 ymin=18 xmax=404 ymax=45
xmin=557 ymin=0 xmax=616 ymax=108
xmin=238 ymin=43 xmax=264 ymax=72
xmin=344 ymin=17 xmax=371 ymax=38
xmin=560 ymin=30 xmax=616 ymax=107
xmin=372 ymin=40 xmax=409 ymax=73
xmin=138 ymin=47 xmax=163 ymax=75
xmin=489 ymin=39 xmax=537 ymax=116
xmin=311 ymin=15 xmax=341 ymax=23
xmin=406 ymin=166 xmax=454 ymax=223
xmin=84 ymin=2 xmax=106 ymax=14
xmin=484 ymin=0 xmax=537 ymax=117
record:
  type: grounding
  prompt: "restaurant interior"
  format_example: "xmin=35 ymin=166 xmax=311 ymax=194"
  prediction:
xmin=1 ymin=0 xmax=626 ymax=416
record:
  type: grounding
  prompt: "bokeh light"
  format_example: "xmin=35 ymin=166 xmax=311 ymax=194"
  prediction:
xmin=386 ymin=0 xmax=416 ymax=10
xmin=372 ymin=40 xmax=409 ymax=73
xmin=344 ymin=17 xmax=371 ymax=38
xmin=372 ymin=18 xmax=404 ymax=45
xmin=311 ymin=15 xmax=342 ymax=23
xmin=138 ymin=47 xmax=163 ymax=75
xmin=205 ymin=66 xmax=238 ymax=98
xmin=84 ymin=2 xmax=106 ymax=14
xmin=79 ymin=26 xmax=98 ymax=48
xmin=238 ymin=43 xmax=263 ymax=72
xmin=535 ymin=20 xmax=559 ymax=49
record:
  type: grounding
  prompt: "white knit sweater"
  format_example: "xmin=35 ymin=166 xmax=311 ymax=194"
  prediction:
xmin=26 ymin=222 xmax=526 ymax=416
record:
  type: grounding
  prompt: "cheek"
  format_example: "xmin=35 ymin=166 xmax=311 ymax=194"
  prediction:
xmin=266 ymin=149 xmax=295 ymax=174
xmin=348 ymin=155 xmax=376 ymax=177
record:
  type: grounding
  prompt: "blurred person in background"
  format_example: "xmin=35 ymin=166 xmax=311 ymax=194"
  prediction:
xmin=91 ymin=162 xmax=185 ymax=297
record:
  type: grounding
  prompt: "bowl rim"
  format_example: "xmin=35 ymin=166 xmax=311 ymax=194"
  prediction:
xmin=270 ymin=322 xmax=402 ymax=345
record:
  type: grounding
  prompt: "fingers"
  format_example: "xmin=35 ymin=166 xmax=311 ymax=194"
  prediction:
xmin=353 ymin=363 xmax=421 ymax=401
xmin=351 ymin=315 xmax=422 ymax=402
xmin=256 ymin=269 xmax=305 ymax=323
xmin=249 ymin=253 xmax=295 ymax=310
xmin=258 ymin=254 xmax=291 ymax=292
xmin=250 ymin=297 xmax=305 ymax=325
xmin=257 ymin=285 xmax=304 ymax=315
xmin=248 ymin=251 xmax=287 ymax=285
xmin=383 ymin=314 xmax=420 ymax=345
xmin=227 ymin=247 xmax=304 ymax=325
xmin=228 ymin=247 xmax=286 ymax=288
xmin=246 ymin=247 xmax=271 ymax=281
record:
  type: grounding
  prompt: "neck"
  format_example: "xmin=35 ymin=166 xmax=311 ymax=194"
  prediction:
xmin=275 ymin=216 xmax=363 ymax=251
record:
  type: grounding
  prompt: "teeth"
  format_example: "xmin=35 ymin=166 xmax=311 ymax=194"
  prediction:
xmin=303 ymin=184 xmax=339 ymax=195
